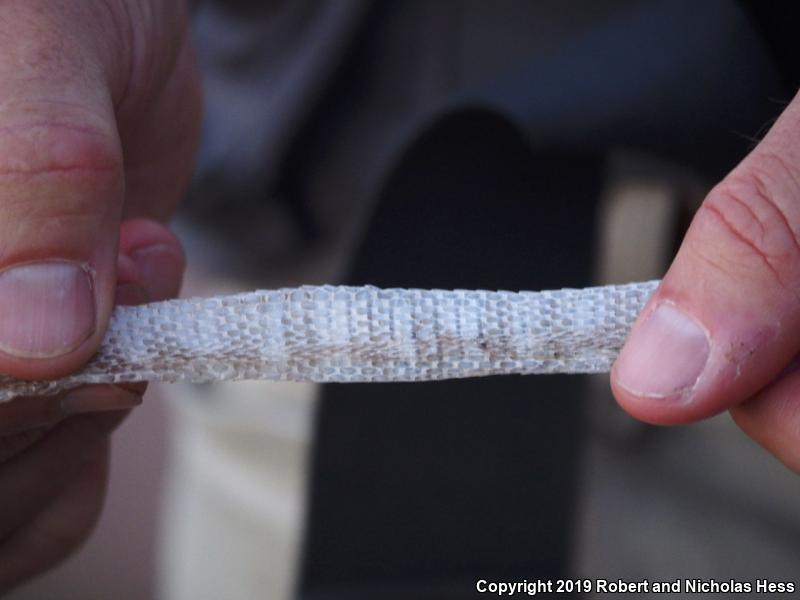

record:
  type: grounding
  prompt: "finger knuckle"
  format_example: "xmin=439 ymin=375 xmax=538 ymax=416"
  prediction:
xmin=0 ymin=118 xmax=121 ymax=251
xmin=0 ymin=120 xmax=120 ymax=182
xmin=697 ymin=169 xmax=800 ymax=287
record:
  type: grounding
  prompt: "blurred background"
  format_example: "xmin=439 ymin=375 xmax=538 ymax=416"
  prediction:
xmin=9 ymin=1 xmax=800 ymax=598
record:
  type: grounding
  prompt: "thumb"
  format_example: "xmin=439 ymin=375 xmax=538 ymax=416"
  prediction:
xmin=0 ymin=3 xmax=127 ymax=379
xmin=611 ymin=91 xmax=800 ymax=425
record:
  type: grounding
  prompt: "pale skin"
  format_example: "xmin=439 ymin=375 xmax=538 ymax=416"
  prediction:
xmin=0 ymin=0 xmax=798 ymax=593
xmin=0 ymin=0 xmax=199 ymax=593
xmin=611 ymin=91 xmax=800 ymax=473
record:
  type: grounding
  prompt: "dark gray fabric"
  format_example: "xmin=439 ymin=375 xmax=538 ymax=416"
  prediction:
xmin=298 ymin=1 xmax=792 ymax=597
xmin=185 ymin=1 xmax=798 ymax=597
xmin=303 ymin=111 xmax=599 ymax=596
xmin=464 ymin=0 xmax=786 ymax=180
xmin=184 ymin=1 xmax=631 ymax=282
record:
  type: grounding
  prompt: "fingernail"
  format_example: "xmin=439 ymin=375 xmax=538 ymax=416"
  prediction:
xmin=131 ymin=245 xmax=184 ymax=301
xmin=60 ymin=385 xmax=142 ymax=415
xmin=0 ymin=261 xmax=95 ymax=358
xmin=615 ymin=302 xmax=710 ymax=398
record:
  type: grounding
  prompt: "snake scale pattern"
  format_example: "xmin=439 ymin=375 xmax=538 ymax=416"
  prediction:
xmin=0 ymin=280 xmax=659 ymax=402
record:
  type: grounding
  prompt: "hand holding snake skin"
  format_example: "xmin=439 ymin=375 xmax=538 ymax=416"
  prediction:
xmin=0 ymin=281 xmax=659 ymax=402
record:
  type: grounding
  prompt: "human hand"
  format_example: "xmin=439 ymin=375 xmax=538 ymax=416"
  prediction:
xmin=0 ymin=0 xmax=199 ymax=590
xmin=0 ymin=219 xmax=185 ymax=593
xmin=611 ymin=90 xmax=800 ymax=472
xmin=0 ymin=0 xmax=199 ymax=377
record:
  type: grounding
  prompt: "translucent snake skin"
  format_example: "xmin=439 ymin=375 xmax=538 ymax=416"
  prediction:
xmin=0 ymin=280 xmax=659 ymax=402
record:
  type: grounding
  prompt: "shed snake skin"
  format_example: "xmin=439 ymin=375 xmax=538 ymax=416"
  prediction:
xmin=0 ymin=280 xmax=658 ymax=402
